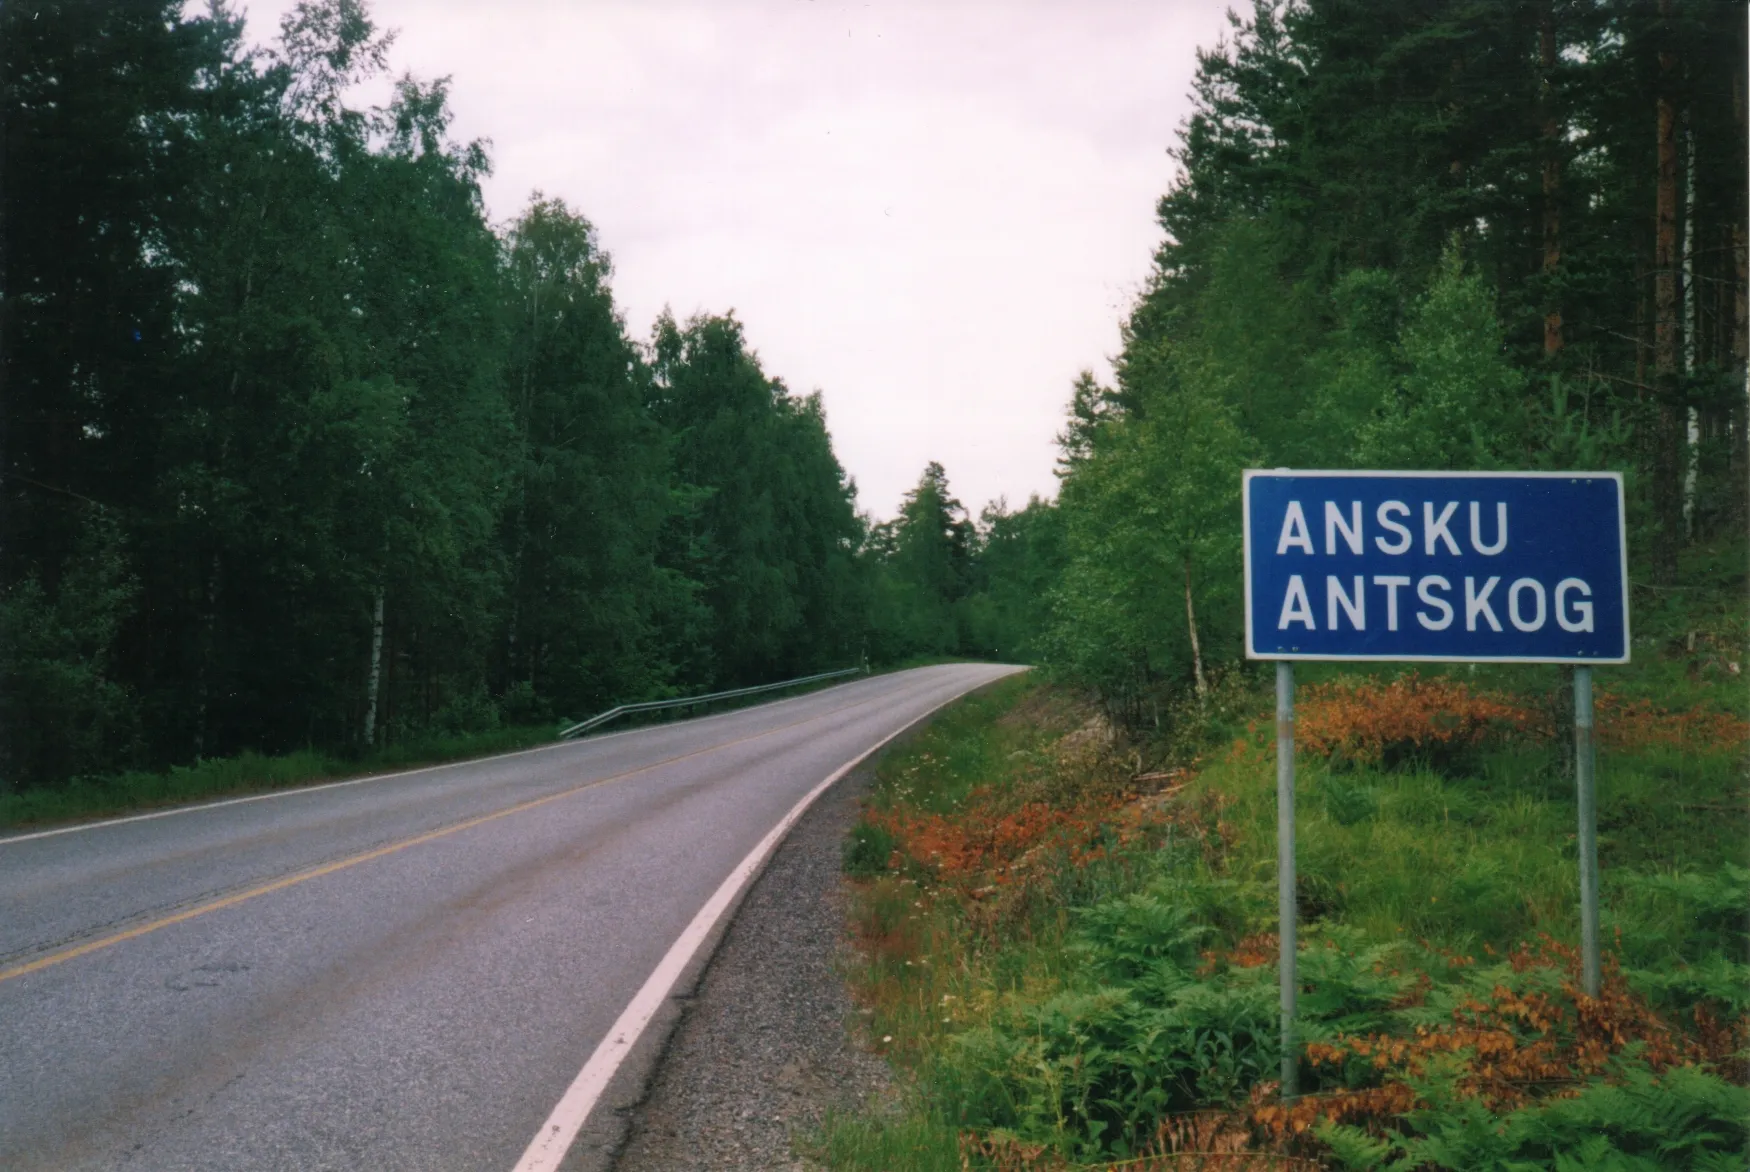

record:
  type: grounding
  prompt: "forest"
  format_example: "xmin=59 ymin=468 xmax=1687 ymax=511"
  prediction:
xmin=1008 ymin=0 xmax=1747 ymax=723
xmin=813 ymin=5 xmax=1747 ymax=1167
xmin=3 ymin=0 xmax=1746 ymax=797
xmin=5 ymin=0 xmax=875 ymax=792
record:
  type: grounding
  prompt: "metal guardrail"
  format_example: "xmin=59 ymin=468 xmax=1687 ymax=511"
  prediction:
xmin=557 ymin=664 xmax=868 ymax=740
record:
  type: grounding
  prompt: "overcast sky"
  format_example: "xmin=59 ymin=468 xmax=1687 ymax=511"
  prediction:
xmin=241 ymin=0 xmax=1235 ymax=520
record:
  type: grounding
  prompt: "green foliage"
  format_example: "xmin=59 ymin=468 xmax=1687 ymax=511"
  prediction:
xmin=1617 ymin=865 xmax=1750 ymax=1018
xmin=865 ymin=462 xmax=976 ymax=662
xmin=961 ymin=497 xmax=1063 ymax=662
xmin=808 ymin=1111 xmax=962 ymax=1172
xmin=864 ymin=673 xmax=1046 ymax=815
xmin=1354 ymin=246 xmax=1528 ymax=471
xmin=1 ymin=0 xmax=871 ymax=794
xmin=1021 ymin=0 xmax=1749 ymax=716
xmin=650 ymin=312 xmax=865 ymax=687
xmin=1322 ymin=1063 xmax=1750 ymax=1171
xmin=843 ymin=818 xmax=898 ymax=879
xmin=498 ymin=196 xmax=694 ymax=716
xmin=1047 ymin=368 xmax=1256 ymax=710
xmin=930 ymin=913 xmax=1436 ymax=1160
xmin=822 ymin=3 xmax=1748 ymax=1164
xmin=942 ymin=975 xmax=1280 ymax=1157
xmin=0 ymin=725 xmax=556 ymax=830
xmin=1633 ymin=865 xmax=1750 ymax=960
xmin=0 ymin=510 xmax=138 ymax=788
xmin=828 ymin=678 xmax=1749 ymax=1171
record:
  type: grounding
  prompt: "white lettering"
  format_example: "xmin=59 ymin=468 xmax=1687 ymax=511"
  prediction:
xmin=1278 ymin=575 xmax=1316 ymax=629
xmin=1325 ymin=501 xmax=1363 ymax=555
xmin=1465 ymin=576 xmax=1503 ymax=632
xmin=1276 ymin=501 xmax=1314 ymax=555
xmin=1424 ymin=501 xmax=1461 ymax=555
xmin=1469 ymin=501 xmax=1508 ymax=555
xmin=1416 ymin=576 xmax=1454 ymax=630
xmin=1374 ymin=575 xmax=1411 ymax=631
xmin=1508 ymin=578 xmax=1546 ymax=632
xmin=1555 ymin=578 xmax=1594 ymax=632
xmin=1327 ymin=575 xmax=1365 ymax=630
xmin=1375 ymin=501 xmax=1412 ymax=554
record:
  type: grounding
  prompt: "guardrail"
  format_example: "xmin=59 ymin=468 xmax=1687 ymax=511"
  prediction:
xmin=557 ymin=664 xmax=868 ymax=740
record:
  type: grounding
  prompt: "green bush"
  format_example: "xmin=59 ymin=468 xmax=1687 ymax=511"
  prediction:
xmin=938 ymin=964 xmax=1277 ymax=1158
xmin=828 ymin=670 xmax=1749 ymax=1172
xmin=843 ymin=818 xmax=898 ymax=878
xmin=1321 ymin=1063 xmax=1750 ymax=1171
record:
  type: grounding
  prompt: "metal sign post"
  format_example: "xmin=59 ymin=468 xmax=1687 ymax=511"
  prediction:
xmin=1242 ymin=470 xmax=1629 ymax=1099
xmin=1574 ymin=666 xmax=1601 ymax=997
xmin=1275 ymin=661 xmax=1297 ymax=1099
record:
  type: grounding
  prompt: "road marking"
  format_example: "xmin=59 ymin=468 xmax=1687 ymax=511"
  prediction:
xmin=511 ymin=675 xmax=1005 ymax=1172
xmin=0 ymin=745 xmax=582 ymax=848
xmin=0 ymin=675 xmax=892 ymax=848
xmin=0 ymin=690 xmax=896 ymax=986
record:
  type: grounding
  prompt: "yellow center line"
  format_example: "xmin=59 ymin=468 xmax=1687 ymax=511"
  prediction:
xmin=0 ymin=690 xmax=888 ymax=986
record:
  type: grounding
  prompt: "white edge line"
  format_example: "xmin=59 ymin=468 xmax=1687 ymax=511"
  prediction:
xmin=0 ymin=673 xmax=899 ymax=848
xmin=510 ymin=670 xmax=1015 ymax=1172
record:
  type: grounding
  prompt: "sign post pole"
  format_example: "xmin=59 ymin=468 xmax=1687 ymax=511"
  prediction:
xmin=1573 ymin=665 xmax=1601 ymax=997
xmin=1242 ymin=470 xmax=1628 ymax=1080
xmin=1275 ymin=660 xmax=1297 ymax=1099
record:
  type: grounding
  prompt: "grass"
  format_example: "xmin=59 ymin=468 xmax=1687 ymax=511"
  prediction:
xmin=0 ymin=724 xmax=559 ymax=830
xmin=814 ymin=625 xmax=1749 ymax=1169
xmin=1198 ymin=737 xmax=1746 ymax=963
xmin=811 ymin=1111 xmax=964 ymax=1172
xmin=0 ymin=661 xmax=918 ymax=832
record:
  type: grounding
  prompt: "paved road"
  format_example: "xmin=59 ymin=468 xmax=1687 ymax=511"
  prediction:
xmin=0 ymin=663 xmax=1018 ymax=1171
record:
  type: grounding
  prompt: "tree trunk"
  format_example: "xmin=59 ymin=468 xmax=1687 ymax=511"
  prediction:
xmin=363 ymin=586 xmax=385 ymax=747
xmin=1183 ymin=557 xmax=1207 ymax=704
xmin=1652 ymin=4 xmax=1682 ymax=580
xmin=1683 ymin=121 xmax=1699 ymax=536
xmin=1636 ymin=288 xmax=1650 ymax=390
xmin=1735 ymin=64 xmax=1749 ymax=534
xmin=507 ymin=277 xmax=538 ymax=688
xmin=1540 ymin=7 xmax=1564 ymax=357
xmin=193 ymin=551 xmax=221 ymax=760
xmin=1736 ymin=218 xmax=1749 ymax=531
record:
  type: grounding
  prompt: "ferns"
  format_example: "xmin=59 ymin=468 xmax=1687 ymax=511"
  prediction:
xmin=1319 ymin=1063 xmax=1750 ymax=1171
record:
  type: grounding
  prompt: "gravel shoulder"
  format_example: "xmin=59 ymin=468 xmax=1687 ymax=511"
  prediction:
xmin=609 ymin=748 xmax=896 ymax=1172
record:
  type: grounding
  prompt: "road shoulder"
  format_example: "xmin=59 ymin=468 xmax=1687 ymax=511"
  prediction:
xmin=605 ymin=751 xmax=894 ymax=1172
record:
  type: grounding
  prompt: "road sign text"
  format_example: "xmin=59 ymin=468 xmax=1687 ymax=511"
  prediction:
xmin=1243 ymin=471 xmax=1628 ymax=663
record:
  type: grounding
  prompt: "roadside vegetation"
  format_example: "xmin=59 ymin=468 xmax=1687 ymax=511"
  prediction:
xmin=2 ymin=1 xmax=1009 ymax=806
xmin=818 ymin=639 xmax=1747 ymax=1169
xmin=0 ymin=664 xmax=882 ymax=831
xmin=815 ymin=4 xmax=1749 ymax=1162
xmin=0 ymin=724 xmax=557 ymax=830
xmin=11 ymin=1 xmax=1742 ymax=859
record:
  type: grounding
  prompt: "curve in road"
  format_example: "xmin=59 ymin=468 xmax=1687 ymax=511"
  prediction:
xmin=0 ymin=663 xmax=1020 ymax=1171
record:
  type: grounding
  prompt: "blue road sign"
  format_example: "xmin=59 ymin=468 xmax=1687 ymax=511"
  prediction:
xmin=1244 ymin=470 xmax=1628 ymax=663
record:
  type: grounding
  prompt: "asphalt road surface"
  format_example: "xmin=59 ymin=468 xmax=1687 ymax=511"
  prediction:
xmin=0 ymin=663 xmax=1019 ymax=1171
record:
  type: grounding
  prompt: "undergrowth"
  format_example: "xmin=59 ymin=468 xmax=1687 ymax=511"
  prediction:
xmin=0 ymin=662 xmax=898 ymax=831
xmin=0 ymin=724 xmax=559 ymax=829
xmin=815 ymin=636 xmax=1748 ymax=1170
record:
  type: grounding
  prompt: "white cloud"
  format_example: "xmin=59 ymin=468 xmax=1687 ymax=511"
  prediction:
xmin=236 ymin=0 xmax=1233 ymax=517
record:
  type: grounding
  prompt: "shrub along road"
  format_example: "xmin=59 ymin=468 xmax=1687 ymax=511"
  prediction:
xmin=0 ymin=663 xmax=1019 ymax=1172
xmin=816 ymin=672 xmax=1748 ymax=1170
